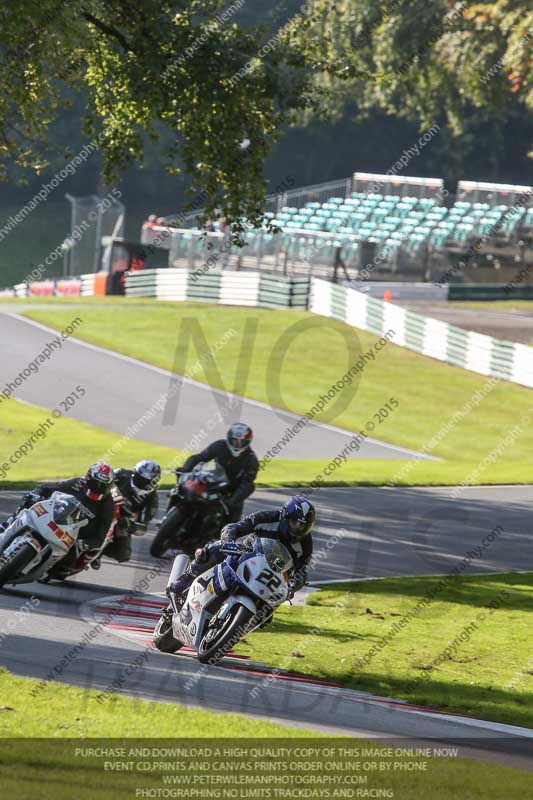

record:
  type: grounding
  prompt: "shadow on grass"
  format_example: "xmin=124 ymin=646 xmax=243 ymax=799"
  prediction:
xmin=337 ymin=668 xmax=533 ymax=730
xmin=267 ymin=614 xmax=372 ymax=643
xmin=312 ymin=572 xmax=533 ymax=614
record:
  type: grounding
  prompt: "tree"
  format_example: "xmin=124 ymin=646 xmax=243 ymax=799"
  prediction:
xmin=1 ymin=1 xmax=531 ymax=231
xmin=297 ymin=1 xmax=532 ymax=145
xmin=0 ymin=0 xmax=309 ymax=231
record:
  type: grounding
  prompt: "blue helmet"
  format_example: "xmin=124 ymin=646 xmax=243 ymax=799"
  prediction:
xmin=281 ymin=496 xmax=315 ymax=541
xmin=131 ymin=459 xmax=161 ymax=497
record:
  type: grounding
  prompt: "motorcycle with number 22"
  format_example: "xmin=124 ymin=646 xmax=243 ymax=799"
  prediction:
xmin=153 ymin=535 xmax=294 ymax=664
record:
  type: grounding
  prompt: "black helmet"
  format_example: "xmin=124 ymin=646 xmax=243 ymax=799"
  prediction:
xmin=131 ymin=459 xmax=161 ymax=497
xmin=281 ymin=496 xmax=315 ymax=541
xmin=85 ymin=462 xmax=114 ymax=499
xmin=226 ymin=422 xmax=253 ymax=457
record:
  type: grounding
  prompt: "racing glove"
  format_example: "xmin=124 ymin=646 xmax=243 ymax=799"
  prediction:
xmin=22 ymin=490 xmax=43 ymax=508
xmin=220 ymin=524 xmax=238 ymax=543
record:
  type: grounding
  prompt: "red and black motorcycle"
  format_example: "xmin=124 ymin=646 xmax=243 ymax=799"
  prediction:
xmin=150 ymin=462 xmax=229 ymax=558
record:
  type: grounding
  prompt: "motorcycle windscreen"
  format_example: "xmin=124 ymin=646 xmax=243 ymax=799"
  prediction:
xmin=258 ymin=537 xmax=293 ymax=573
xmin=52 ymin=493 xmax=93 ymax=527
xmin=194 ymin=461 xmax=229 ymax=486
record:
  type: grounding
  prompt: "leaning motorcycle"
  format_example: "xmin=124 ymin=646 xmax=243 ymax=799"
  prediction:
xmin=153 ymin=536 xmax=293 ymax=664
xmin=0 ymin=492 xmax=93 ymax=588
xmin=150 ymin=462 xmax=229 ymax=558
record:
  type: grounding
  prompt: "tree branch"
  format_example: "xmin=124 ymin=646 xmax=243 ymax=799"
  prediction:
xmin=81 ymin=10 xmax=134 ymax=53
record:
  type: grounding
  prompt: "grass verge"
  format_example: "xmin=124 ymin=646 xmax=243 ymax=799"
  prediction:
xmin=0 ymin=666 xmax=317 ymax=738
xmin=4 ymin=399 xmax=533 ymax=488
xmin=0 ymin=397 xmax=183 ymax=486
xmin=21 ymin=299 xmax=533 ymax=484
xmin=458 ymin=301 xmax=533 ymax=311
xmin=235 ymin=571 xmax=533 ymax=730
xmin=0 ymin=668 xmax=532 ymax=800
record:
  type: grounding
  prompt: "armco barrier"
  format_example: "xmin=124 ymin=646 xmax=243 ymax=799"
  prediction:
xmin=84 ymin=268 xmax=533 ymax=390
xmin=124 ymin=269 xmax=308 ymax=310
xmin=309 ymin=278 xmax=533 ymax=389
xmin=9 ymin=277 xmax=85 ymax=298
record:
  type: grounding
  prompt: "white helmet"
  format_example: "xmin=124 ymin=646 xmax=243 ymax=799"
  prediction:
xmin=226 ymin=423 xmax=253 ymax=457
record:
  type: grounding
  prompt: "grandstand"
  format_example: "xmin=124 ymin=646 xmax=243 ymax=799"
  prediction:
xmin=137 ymin=173 xmax=533 ymax=285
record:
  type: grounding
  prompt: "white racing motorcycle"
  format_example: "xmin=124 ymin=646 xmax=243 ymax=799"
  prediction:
xmin=0 ymin=492 xmax=93 ymax=588
xmin=153 ymin=536 xmax=294 ymax=664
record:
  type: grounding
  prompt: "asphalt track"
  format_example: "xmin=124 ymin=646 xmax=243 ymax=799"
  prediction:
xmin=403 ymin=301 xmax=533 ymax=345
xmin=0 ymin=313 xmax=430 ymax=461
xmin=1 ymin=486 xmax=533 ymax=768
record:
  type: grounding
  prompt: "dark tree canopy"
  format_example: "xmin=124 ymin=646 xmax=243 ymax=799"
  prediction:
xmin=0 ymin=1 xmax=531 ymax=228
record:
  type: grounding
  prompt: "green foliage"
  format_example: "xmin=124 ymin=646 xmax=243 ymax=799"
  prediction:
xmin=1 ymin=1 xmax=531 ymax=229
xmin=0 ymin=1 xmax=309 ymax=231
xmin=299 ymin=0 xmax=533 ymax=138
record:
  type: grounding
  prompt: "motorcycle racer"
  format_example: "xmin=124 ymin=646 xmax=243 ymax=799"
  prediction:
xmin=167 ymin=496 xmax=316 ymax=610
xmin=1 ymin=463 xmax=115 ymax=577
xmin=102 ymin=460 xmax=161 ymax=563
xmin=178 ymin=423 xmax=258 ymax=524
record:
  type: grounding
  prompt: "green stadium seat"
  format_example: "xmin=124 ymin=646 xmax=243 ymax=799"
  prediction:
xmin=304 ymin=202 xmax=321 ymax=210
xmin=406 ymin=233 xmax=427 ymax=254
xmin=371 ymin=230 xmax=390 ymax=241
xmin=371 ymin=212 xmax=390 ymax=226
xmin=379 ymin=222 xmax=398 ymax=235
xmin=500 ymin=208 xmax=525 ymax=236
xmin=395 ymin=203 xmax=413 ymax=218
xmin=429 ymin=228 xmax=449 ymax=247
xmin=451 ymin=224 xmax=474 ymax=243
xmin=328 ymin=197 xmax=344 ymax=205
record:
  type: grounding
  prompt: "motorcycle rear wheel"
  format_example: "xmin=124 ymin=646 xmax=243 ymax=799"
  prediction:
xmin=0 ymin=542 xmax=37 ymax=588
xmin=153 ymin=609 xmax=183 ymax=653
xmin=197 ymin=604 xmax=255 ymax=665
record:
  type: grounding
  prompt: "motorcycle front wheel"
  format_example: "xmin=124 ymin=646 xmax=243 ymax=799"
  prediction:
xmin=153 ymin=608 xmax=183 ymax=653
xmin=197 ymin=604 xmax=255 ymax=665
xmin=150 ymin=508 xmax=185 ymax=557
xmin=0 ymin=542 xmax=37 ymax=588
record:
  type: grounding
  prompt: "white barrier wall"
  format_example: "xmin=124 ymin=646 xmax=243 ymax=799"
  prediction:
xmin=309 ymin=278 xmax=533 ymax=389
